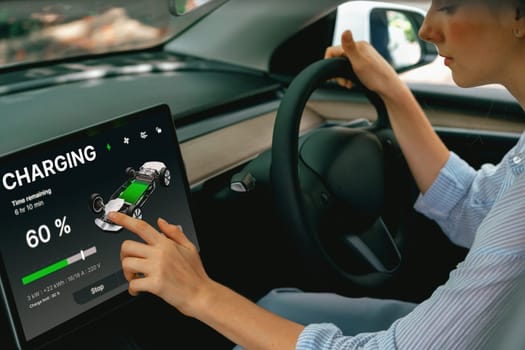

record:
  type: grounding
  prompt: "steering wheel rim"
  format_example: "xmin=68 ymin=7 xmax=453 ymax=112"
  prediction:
xmin=271 ymin=57 xmax=401 ymax=286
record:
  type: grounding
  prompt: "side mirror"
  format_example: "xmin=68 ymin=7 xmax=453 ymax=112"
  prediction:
xmin=333 ymin=1 xmax=437 ymax=73
xmin=168 ymin=0 xmax=221 ymax=16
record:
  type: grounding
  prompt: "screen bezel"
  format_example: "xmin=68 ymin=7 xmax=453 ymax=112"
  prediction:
xmin=0 ymin=104 xmax=194 ymax=349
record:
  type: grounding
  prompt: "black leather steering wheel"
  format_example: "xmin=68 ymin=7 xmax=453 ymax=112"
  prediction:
xmin=271 ymin=57 xmax=402 ymax=286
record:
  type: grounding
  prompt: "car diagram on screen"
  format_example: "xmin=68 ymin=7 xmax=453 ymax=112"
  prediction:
xmin=89 ymin=161 xmax=171 ymax=232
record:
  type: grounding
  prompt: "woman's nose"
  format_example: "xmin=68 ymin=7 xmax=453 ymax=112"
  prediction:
xmin=418 ymin=14 xmax=441 ymax=44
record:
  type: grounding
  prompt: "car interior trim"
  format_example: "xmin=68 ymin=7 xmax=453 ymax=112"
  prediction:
xmin=180 ymin=107 xmax=324 ymax=186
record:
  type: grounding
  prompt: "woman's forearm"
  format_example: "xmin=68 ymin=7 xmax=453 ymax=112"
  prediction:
xmin=190 ymin=281 xmax=304 ymax=350
xmin=380 ymin=83 xmax=449 ymax=194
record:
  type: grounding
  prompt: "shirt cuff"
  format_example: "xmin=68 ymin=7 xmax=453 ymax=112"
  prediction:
xmin=414 ymin=151 xmax=475 ymax=222
xmin=296 ymin=323 xmax=394 ymax=349
xmin=296 ymin=323 xmax=342 ymax=350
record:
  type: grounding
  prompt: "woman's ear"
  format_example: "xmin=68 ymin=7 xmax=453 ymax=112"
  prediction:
xmin=514 ymin=6 xmax=525 ymax=38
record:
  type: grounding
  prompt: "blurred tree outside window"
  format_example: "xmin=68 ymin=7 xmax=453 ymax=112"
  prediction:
xmin=0 ymin=1 xmax=176 ymax=67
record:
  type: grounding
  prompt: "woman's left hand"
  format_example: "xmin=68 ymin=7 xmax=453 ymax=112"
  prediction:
xmin=110 ymin=212 xmax=212 ymax=317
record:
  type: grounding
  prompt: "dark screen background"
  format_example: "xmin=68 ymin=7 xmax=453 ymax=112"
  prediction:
xmin=0 ymin=104 xmax=198 ymax=342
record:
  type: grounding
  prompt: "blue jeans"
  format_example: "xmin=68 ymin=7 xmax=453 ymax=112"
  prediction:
xmin=233 ymin=288 xmax=417 ymax=349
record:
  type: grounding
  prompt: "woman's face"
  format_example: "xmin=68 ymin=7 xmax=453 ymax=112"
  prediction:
xmin=419 ymin=1 xmax=521 ymax=88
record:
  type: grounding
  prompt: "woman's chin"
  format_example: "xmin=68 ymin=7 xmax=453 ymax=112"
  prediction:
xmin=450 ymin=70 xmax=494 ymax=88
xmin=451 ymin=74 xmax=482 ymax=89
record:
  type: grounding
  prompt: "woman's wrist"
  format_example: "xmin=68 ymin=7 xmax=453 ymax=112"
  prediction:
xmin=375 ymin=75 xmax=412 ymax=104
xmin=182 ymin=278 xmax=225 ymax=319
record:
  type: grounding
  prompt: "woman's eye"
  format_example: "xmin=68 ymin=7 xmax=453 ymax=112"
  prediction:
xmin=437 ymin=5 xmax=458 ymax=14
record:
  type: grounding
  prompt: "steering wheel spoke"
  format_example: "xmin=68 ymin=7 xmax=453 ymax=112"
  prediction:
xmin=342 ymin=218 xmax=401 ymax=274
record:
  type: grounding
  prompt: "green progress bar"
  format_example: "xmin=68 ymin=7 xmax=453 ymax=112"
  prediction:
xmin=21 ymin=246 xmax=97 ymax=286
xmin=22 ymin=259 xmax=68 ymax=285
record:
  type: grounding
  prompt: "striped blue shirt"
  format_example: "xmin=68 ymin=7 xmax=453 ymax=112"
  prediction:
xmin=297 ymin=131 xmax=525 ymax=349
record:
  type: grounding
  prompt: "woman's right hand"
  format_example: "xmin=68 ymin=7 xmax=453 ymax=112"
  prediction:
xmin=325 ymin=30 xmax=402 ymax=100
xmin=327 ymin=31 xmax=450 ymax=196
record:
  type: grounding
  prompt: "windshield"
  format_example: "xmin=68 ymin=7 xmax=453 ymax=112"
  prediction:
xmin=0 ymin=0 xmax=177 ymax=68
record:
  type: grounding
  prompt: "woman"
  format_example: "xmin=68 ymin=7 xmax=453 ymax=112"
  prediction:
xmin=111 ymin=1 xmax=525 ymax=349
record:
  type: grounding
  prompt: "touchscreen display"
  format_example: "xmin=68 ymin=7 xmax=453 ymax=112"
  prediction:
xmin=0 ymin=104 xmax=198 ymax=348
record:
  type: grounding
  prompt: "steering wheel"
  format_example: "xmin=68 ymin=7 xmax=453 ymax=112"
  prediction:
xmin=271 ymin=57 xmax=403 ymax=287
